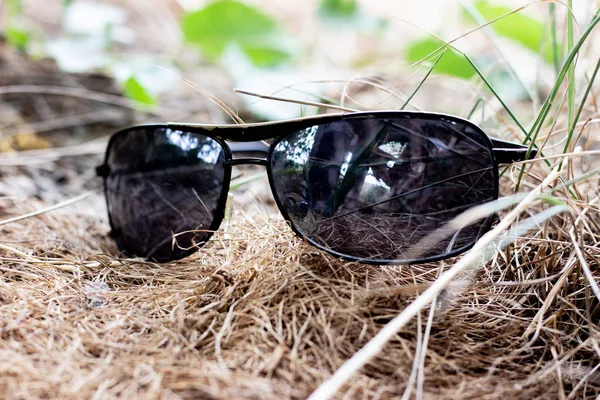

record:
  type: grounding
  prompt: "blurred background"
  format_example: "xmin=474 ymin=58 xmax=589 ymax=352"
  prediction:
xmin=2 ymin=3 xmax=600 ymax=398
xmin=0 ymin=0 xmax=597 ymax=207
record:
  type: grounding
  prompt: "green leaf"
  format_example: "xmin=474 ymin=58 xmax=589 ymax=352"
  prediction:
xmin=405 ymin=37 xmax=475 ymax=79
xmin=469 ymin=0 xmax=559 ymax=63
xmin=318 ymin=0 xmax=387 ymax=33
xmin=123 ymin=77 xmax=157 ymax=106
xmin=5 ymin=26 xmax=29 ymax=51
xmin=319 ymin=0 xmax=358 ymax=19
xmin=181 ymin=0 xmax=295 ymax=67
xmin=7 ymin=0 xmax=23 ymax=17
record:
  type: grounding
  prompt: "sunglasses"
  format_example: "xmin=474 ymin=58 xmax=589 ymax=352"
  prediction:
xmin=96 ymin=111 xmax=536 ymax=264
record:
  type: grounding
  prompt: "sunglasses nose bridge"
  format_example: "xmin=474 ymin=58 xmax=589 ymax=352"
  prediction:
xmin=224 ymin=158 xmax=268 ymax=167
xmin=224 ymin=141 xmax=269 ymax=167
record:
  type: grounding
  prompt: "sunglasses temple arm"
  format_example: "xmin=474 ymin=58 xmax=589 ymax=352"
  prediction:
xmin=489 ymin=136 xmax=538 ymax=164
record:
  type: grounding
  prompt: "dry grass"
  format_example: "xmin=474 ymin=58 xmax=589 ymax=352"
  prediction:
xmin=0 ymin=154 xmax=599 ymax=399
xmin=1 ymin=1 xmax=600 ymax=399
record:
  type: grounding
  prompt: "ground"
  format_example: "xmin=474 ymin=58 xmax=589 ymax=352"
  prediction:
xmin=1 ymin=1 xmax=599 ymax=399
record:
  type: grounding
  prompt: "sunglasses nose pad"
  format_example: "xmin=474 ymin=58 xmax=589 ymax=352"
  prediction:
xmin=283 ymin=196 xmax=309 ymax=220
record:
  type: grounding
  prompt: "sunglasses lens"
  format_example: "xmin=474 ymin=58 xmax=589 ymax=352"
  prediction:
xmin=270 ymin=116 xmax=496 ymax=263
xmin=104 ymin=127 xmax=226 ymax=261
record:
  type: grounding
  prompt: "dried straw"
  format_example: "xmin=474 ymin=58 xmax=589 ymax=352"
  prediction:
xmin=0 ymin=147 xmax=599 ymax=399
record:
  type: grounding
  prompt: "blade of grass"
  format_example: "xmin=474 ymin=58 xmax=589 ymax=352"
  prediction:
xmin=403 ymin=2 xmax=587 ymax=189
xmin=155 ymin=66 xmax=245 ymax=124
xmin=576 ymin=67 xmax=600 ymax=129
xmin=276 ymin=77 xmax=416 ymax=109
xmin=461 ymin=0 xmax=535 ymax=102
xmin=550 ymin=165 xmax=600 ymax=196
xmin=400 ymin=50 xmax=445 ymax=110
xmin=0 ymin=191 xmax=97 ymax=227
xmin=462 ymin=53 xmax=529 ymax=137
xmin=521 ymin=6 xmax=589 ymax=144
xmin=467 ymin=97 xmax=486 ymax=120
xmin=516 ymin=10 xmax=600 ymax=189
xmin=397 ymin=1 xmax=568 ymax=140
xmin=562 ymin=55 xmax=600 ymax=155
xmin=565 ymin=0 xmax=575 ymax=156
xmin=233 ymin=89 xmax=357 ymax=112
xmin=397 ymin=14 xmax=531 ymax=138
xmin=398 ymin=27 xmax=530 ymax=138
xmin=230 ymin=172 xmax=268 ymax=190
xmin=550 ymin=3 xmax=560 ymax=75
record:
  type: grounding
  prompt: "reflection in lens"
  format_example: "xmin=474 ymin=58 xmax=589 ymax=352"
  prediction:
xmin=105 ymin=127 xmax=225 ymax=261
xmin=270 ymin=116 xmax=496 ymax=263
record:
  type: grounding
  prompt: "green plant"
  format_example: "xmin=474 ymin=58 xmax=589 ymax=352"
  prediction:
xmin=405 ymin=37 xmax=475 ymax=79
xmin=465 ymin=0 xmax=560 ymax=63
xmin=4 ymin=0 xmax=32 ymax=51
xmin=181 ymin=0 xmax=298 ymax=68
xmin=319 ymin=0 xmax=358 ymax=19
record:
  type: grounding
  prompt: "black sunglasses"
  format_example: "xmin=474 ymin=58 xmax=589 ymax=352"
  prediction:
xmin=96 ymin=111 xmax=536 ymax=264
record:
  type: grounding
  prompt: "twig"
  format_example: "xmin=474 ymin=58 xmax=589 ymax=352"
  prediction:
xmin=0 ymin=85 xmax=146 ymax=111
xmin=0 ymin=191 xmax=98 ymax=227
xmin=233 ymin=89 xmax=357 ymax=112
xmin=155 ymin=66 xmax=244 ymax=124
xmin=0 ymin=109 xmax=125 ymax=139
xmin=0 ymin=140 xmax=107 ymax=166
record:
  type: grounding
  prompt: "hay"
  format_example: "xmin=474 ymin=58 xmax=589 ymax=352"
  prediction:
xmin=1 ymin=5 xmax=600 ymax=398
xmin=0 ymin=156 xmax=599 ymax=399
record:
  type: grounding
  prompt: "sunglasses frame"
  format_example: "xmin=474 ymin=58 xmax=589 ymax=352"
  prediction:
xmin=97 ymin=111 xmax=536 ymax=264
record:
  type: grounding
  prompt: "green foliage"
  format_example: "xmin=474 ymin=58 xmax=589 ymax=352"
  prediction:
xmin=7 ymin=0 xmax=23 ymax=17
xmin=123 ymin=77 xmax=157 ymax=106
xmin=5 ymin=0 xmax=30 ymax=52
xmin=2 ymin=0 xmax=163 ymax=108
xmin=317 ymin=0 xmax=387 ymax=33
xmin=5 ymin=26 xmax=29 ymax=51
xmin=405 ymin=38 xmax=475 ymax=79
xmin=467 ymin=0 xmax=559 ymax=63
xmin=181 ymin=0 xmax=296 ymax=67
xmin=512 ymin=11 xmax=600 ymax=189
xmin=319 ymin=0 xmax=358 ymax=20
